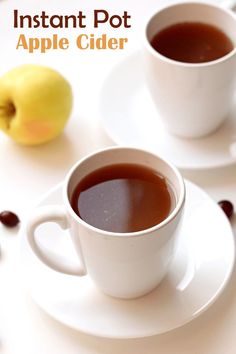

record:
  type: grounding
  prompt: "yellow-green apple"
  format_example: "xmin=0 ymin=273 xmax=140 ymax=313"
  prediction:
xmin=0 ymin=64 xmax=73 ymax=145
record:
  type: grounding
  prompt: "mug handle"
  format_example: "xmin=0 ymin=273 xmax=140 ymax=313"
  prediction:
xmin=26 ymin=205 xmax=87 ymax=276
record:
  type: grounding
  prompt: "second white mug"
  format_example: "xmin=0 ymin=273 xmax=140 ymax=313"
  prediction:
xmin=144 ymin=1 xmax=236 ymax=138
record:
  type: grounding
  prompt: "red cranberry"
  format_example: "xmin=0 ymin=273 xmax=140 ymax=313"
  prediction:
xmin=0 ymin=211 xmax=20 ymax=227
xmin=218 ymin=200 xmax=234 ymax=219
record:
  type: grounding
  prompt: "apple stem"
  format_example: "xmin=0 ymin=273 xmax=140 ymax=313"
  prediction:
xmin=0 ymin=102 xmax=16 ymax=130
xmin=0 ymin=103 xmax=16 ymax=115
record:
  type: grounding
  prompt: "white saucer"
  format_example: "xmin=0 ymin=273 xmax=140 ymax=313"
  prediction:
xmin=20 ymin=181 xmax=235 ymax=338
xmin=100 ymin=52 xmax=236 ymax=170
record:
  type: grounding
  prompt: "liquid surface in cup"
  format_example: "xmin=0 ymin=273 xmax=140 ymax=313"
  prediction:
xmin=150 ymin=22 xmax=234 ymax=63
xmin=71 ymin=163 xmax=175 ymax=233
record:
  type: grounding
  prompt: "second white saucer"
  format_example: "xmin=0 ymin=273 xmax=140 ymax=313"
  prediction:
xmin=100 ymin=52 xmax=236 ymax=170
xmin=20 ymin=181 xmax=235 ymax=338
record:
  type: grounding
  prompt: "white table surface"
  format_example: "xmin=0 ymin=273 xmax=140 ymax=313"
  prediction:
xmin=1 ymin=0 xmax=236 ymax=353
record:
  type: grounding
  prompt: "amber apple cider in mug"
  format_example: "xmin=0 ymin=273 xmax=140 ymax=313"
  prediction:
xmin=71 ymin=163 xmax=176 ymax=233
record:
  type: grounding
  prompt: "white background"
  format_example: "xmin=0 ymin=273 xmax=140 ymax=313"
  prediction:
xmin=0 ymin=0 xmax=236 ymax=353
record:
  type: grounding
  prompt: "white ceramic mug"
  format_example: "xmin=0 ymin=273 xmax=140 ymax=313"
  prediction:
xmin=144 ymin=1 xmax=236 ymax=138
xmin=26 ymin=147 xmax=185 ymax=299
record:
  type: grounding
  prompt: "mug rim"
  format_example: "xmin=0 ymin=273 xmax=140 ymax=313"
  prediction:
xmin=63 ymin=146 xmax=186 ymax=238
xmin=144 ymin=0 xmax=236 ymax=68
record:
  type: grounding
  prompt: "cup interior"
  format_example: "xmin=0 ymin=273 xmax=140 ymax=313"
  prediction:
xmin=146 ymin=2 xmax=236 ymax=51
xmin=65 ymin=147 xmax=185 ymax=234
